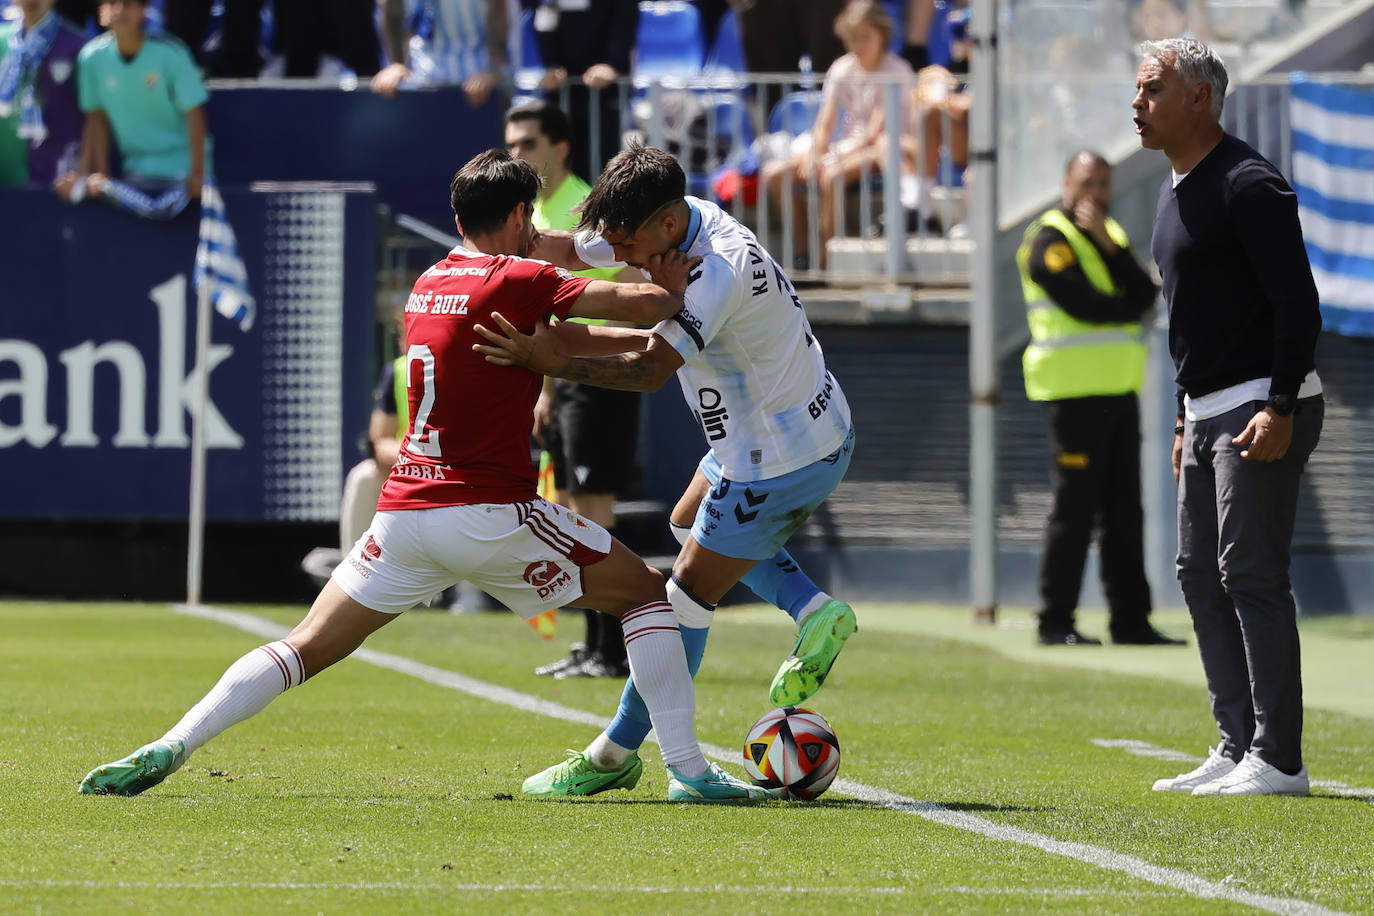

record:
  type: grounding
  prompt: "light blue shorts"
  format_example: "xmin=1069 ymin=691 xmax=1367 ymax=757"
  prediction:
xmin=690 ymin=426 xmax=855 ymax=560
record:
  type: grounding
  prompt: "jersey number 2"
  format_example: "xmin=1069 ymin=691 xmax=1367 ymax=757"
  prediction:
xmin=404 ymin=344 xmax=442 ymax=457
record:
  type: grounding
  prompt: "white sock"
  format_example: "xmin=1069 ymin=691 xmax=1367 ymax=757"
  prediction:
xmin=794 ymin=592 xmax=830 ymax=627
xmin=914 ymin=176 xmax=934 ymax=216
xmin=899 ymin=173 xmax=920 ymax=210
xmin=619 ymin=600 xmax=707 ymax=777
xmin=586 ymin=732 xmax=635 ymax=770
xmin=161 ymin=640 xmax=306 ymax=756
xmin=666 ymin=576 xmax=715 ymax=629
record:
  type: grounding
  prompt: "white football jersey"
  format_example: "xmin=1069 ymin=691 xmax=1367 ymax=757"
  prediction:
xmin=576 ymin=197 xmax=851 ymax=481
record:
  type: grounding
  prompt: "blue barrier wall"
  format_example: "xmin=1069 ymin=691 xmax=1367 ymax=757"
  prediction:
xmin=207 ymin=85 xmax=501 ymax=229
xmin=0 ymin=185 xmax=377 ymax=522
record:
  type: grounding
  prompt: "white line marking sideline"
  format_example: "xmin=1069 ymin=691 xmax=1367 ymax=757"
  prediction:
xmin=1092 ymin=738 xmax=1374 ymax=800
xmin=169 ymin=604 xmax=1349 ymax=916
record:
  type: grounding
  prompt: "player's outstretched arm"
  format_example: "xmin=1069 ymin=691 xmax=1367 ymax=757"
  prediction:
xmin=474 ymin=314 xmax=683 ymax=392
xmin=568 ymin=250 xmax=700 ymax=325
xmin=528 ymin=229 xmax=591 ymax=271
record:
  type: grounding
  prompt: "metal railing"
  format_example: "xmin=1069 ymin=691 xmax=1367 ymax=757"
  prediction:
xmin=517 ymin=71 xmax=970 ymax=287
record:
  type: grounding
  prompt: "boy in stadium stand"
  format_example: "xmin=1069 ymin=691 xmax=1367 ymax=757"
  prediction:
xmin=371 ymin=0 xmax=506 ymax=107
xmin=0 ymin=0 xmax=85 ymax=188
xmin=474 ymin=145 xmax=859 ymax=798
xmin=53 ymin=0 xmax=208 ymax=204
xmin=79 ymin=149 xmax=767 ymax=804
xmin=507 ymin=101 xmax=640 ymax=680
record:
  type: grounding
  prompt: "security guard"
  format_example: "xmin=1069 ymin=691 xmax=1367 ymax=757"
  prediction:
xmin=1019 ymin=150 xmax=1183 ymax=647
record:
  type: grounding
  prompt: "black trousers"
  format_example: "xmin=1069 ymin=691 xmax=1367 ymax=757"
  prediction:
xmin=1177 ymin=397 xmax=1323 ymax=772
xmin=273 ymin=0 xmax=381 ymax=78
xmin=1037 ymin=393 xmax=1152 ymax=636
xmin=162 ymin=0 xmax=267 ymax=77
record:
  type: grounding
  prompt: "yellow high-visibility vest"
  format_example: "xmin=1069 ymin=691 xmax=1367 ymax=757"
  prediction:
xmin=1018 ymin=209 xmax=1146 ymax=401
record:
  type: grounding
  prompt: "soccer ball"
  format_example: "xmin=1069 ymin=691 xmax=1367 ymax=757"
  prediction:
xmin=741 ymin=707 xmax=840 ymax=800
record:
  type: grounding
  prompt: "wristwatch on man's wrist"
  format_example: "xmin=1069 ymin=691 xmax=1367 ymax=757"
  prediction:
xmin=1266 ymin=394 xmax=1296 ymax=417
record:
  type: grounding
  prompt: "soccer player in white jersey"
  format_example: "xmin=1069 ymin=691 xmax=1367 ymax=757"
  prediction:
xmin=78 ymin=149 xmax=765 ymax=804
xmin=474 ymin=145 xmax=858 ymax=798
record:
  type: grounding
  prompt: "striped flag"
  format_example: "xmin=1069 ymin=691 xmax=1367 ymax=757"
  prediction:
xmin=194 ymin=179 xmax=256 ymax=332
xmin=1290 ymin=77 xmax=1374 ymax=338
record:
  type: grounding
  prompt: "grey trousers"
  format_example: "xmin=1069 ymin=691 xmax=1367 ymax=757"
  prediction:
xmin=1176 ymin=396 xmax=1323 ymax=773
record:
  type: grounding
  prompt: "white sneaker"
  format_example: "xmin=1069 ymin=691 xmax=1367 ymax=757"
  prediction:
xmin=1192 ymin=753 xmax=1310 ymax=796
xmin=1151 ymin=744 xmax=1237 ymax=792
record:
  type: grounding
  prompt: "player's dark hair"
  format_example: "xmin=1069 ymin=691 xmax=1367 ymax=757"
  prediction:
xmin=575 ymin=145 xmax=686 ymax=236
xmin=505 ymin=101 xmax=572 ymax=148
xmin=449 ymin=148 xmax=541 ymax=237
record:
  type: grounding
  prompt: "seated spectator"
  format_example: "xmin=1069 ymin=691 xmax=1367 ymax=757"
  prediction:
xmin=371 ymin=0 xmax=507 ymax=107
xmin=912 ymin=0 xmax=970 ymax=234
xmin=901 ymin=0 xmax=935 ymax=71
xmin=0 ymin=0 xmax=85 ymax=188
xmin=737 ymin=0 xmax=847 ymax=117
xmin=273 ymin=0 xmax=380 ymax=79
xmin=54 ymin=0 xmax=209 ymax=209
xmin=760 ymin=0 xmax=916 ymax=268
xmin=161 ymin=0 xmax=267 ymax=78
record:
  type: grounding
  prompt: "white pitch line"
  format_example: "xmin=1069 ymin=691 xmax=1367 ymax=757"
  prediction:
xmin=1093 ymin=737 xmax=1374 ymax=801
xmin=169 ymin=604 xmax=1348 ymax=916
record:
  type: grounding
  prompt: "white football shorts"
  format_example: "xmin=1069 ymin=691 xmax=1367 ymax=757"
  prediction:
xmin=331 ymin=498 xmax=612 ymax=618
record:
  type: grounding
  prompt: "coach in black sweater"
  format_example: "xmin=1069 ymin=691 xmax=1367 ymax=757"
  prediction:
xmin=1135 ymin=38 xmax=1323 ymax=798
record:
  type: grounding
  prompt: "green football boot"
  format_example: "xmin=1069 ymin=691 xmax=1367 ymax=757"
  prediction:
xmin=666 ymin=761 xmax=769 ymax=803
xmin=522 ymin=749 xmax=643 ymax=798
xmin=78 ymin=739 xmax=186 ymax=797
xmin=769 ymin=598 xmax=858 ymax=707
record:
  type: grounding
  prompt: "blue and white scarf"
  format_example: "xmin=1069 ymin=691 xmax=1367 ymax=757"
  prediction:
xmin=194 ymin=179 xmax=255 ymax=331
xmin=0 ymin=11 xmax=60 ymax=145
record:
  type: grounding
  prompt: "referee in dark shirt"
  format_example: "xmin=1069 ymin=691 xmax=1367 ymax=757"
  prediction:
xmin=1136 ymin=38 xmax=1323 ymax=798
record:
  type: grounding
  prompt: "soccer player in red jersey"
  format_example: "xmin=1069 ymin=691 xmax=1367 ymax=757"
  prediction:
xmin=78 ymin=149 xmax=767 ymax=803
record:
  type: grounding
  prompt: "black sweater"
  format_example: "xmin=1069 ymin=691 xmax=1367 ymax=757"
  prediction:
xmin=1027 ymin=208 xmax=1159 ymax=325
xmin=1150 ymin=134 xmax=1321 ymax=412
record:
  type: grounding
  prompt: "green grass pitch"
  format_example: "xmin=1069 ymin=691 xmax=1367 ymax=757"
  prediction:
xmin=2 ymin=600 xmax=1371 ymax=914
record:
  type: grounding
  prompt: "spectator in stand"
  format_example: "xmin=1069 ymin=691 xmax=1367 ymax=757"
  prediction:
xmin=273 ymin=0 xmax=381 ymax=79
xmin=901 ymin=0 xmax=934 ymax=71
xmin=760 ymin=0 xmax=915 ymax=269
xmin=692 ymin=0 xmax=728 ymax=49
xmin=371 ymin=0 xmax=507 ymax=107
xmin=506 ymin=101 xmax=640 ymax=679
xmin=524 ymin=0 xmax=637 ymax=181
xmin=911 ymin=0 xmax=969 ymax=234
xmin=54 ymin=0 xmax=208 ymax=205
xmin=0 ymin=0 xmax=85 ymax=188
xmin=736 ymin=0 xmax=847 ymax=117
xmin=161 ymin=0 xmax=267 ymax=78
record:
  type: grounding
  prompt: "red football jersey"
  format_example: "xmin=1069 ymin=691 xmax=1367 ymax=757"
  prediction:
xmin=376 ymin=248 xmax=591 ymax=509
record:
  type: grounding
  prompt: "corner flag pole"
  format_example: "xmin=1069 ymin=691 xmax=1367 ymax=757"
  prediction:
xmin=186 ymin=277 xmax=212 ymax=606
xmin=969 ymin=0 xmax=1000 ymax=624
